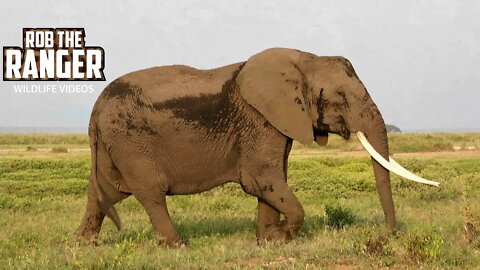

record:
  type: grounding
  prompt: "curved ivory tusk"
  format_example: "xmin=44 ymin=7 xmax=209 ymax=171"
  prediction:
xmin=355 ymin=131 xmax=439 ymax=187
xmin=388 ymin=157 xmax=432 ymax=183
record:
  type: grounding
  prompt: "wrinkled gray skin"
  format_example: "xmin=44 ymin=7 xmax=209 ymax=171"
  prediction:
xmin=78 ymin=48 xmax=394 ymax=246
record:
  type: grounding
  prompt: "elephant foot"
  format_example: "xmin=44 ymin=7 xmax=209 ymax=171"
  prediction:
xmin=76 ymin=228 xmax=100 ymax=245
xmin=256 ymin=222 xmax=292 ymax=245
xmin=77 ymin=208 xmax=105 ymax=245
xmin=157 ymin=235 xmax=187 ymax=248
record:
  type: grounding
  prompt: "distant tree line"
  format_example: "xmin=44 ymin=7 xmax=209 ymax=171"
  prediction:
xmin=386 ymin=124 xmax=401 ymax=133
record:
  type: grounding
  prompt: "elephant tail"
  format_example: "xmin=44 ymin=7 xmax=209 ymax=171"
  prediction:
xmin=88 ymin=118 xmax=122 ymax=230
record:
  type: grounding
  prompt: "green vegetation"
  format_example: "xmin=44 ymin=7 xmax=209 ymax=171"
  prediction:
xmin=51 ymin=147 xmax=69 ymax=153
xmin=0 ymin=133 xmax=88 ymax=150
xmin=25 ymin=146 xmax=37 ymax=152
xmin=324 ymin=204 xmax=355 ymax=229
xmin=387 ymin=133 xmax=480 ymax=153
xmin=292 ymin=132 xmax=480 ymax=154
xmin=0 ymin=133 xmax=88 ymax=145
xmin=0 ymin=134 xmax=479 ymax=268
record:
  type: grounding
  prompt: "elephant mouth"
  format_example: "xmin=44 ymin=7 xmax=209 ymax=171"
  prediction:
xmin=355 ymin=131 xmax=439 ymax=187
xmin=314 ymin=130 xmax=328 ymax=146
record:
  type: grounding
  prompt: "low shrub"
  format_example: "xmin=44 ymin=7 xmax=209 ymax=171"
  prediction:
xmin=324 ymin=204 xmax=355 ymax=229
xmin=51 ymin=147 xmax=68 ymax=153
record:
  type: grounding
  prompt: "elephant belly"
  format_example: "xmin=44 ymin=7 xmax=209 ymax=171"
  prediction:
xmin=154 ymin=138 xmax=241 ymax=195
xmin=107 ymin=135 xmax=241 ymax=195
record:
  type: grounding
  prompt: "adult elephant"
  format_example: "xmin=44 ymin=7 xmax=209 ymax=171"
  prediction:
xmin=78 ymin=48 xmax=437 ymax=246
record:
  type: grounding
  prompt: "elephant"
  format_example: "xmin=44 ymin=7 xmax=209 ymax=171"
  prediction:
xmin=77 ymin=48 xmax=438 ymax=246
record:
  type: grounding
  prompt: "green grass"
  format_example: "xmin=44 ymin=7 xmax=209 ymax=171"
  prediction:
xmin=0 ymin=133 xmax=88 ymax=146
xmin=387 ymin=133 xmax=480 ymax=153
xmin=1 ymin=140 xmax=479 ymax=269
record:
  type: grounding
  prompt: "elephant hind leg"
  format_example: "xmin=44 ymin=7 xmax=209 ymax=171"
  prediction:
xmin=77 ymin=178 xmax=129 ymax=243
xmin=77 ymin=137 xmax=130 ymax=244
xmin=133 ymin=192 xmax=184 ymax=247
xmin=118 ymin=163 xmax=184 ymax=247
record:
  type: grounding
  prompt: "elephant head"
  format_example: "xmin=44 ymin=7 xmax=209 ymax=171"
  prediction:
xmin=237 ymin=48 xmax=438 ymax=230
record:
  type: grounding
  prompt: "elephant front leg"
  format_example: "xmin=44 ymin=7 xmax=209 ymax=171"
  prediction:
xmin=242 ymin=169 xmax=304 ymax=244
xmin=256 ymin=198 xmax=290 ymax=244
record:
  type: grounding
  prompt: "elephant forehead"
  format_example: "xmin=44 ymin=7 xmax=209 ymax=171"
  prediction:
xmin=119 ymin=62 xmax=244 ymax=101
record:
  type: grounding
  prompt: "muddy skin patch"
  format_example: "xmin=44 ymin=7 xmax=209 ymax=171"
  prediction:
xmin=151 ymin=63 xmax=246 ymax=133
xmin=336 ymin=116 xmax=351 ymax=140
xmin=315 ymin=88 xmax=350 ymax=140
xmin=293 ymin=64 xmax=311 ymax=109
xmin=110 ymin=107 xmax=157 ymax=136
xmin=294 ymin=97 xmax=302 ymax=105
xmin=262 ymin=185 xmax=274 ymax=192
xmin=285 ymin=78 xmax=299 ymax=84
xmin=360 ymin=91 xmax=376 ymax=120
xmin=125 ymin=118 xmax=157 ymax=136
xmin=336 ymin=90 xmax=350 ymax=111
xmin=361 ymin=104 xmax=382 ymax=121
xmin=332 ymin=57 xmax=359 ymax=80
xmin=125 ymin=118 xmax=136 ymax=131
xmin=104 ymin=79 xmax=141 ymax=100
xmin=134 ymin=96 xmax=148 ymax=108
xmin=362 ymin=92 xmax=370 ymax=102
xmin=344 ymin=62 xmax=359 ymax=80
xmin=321 ymin=116 xmax=350 ymax=140
xmin=359 ymin=90 xmax=382 ymax=121
xmin=110 ymin=118 xmax=119 ymax=125
xmin=316 ymin=88 xmax=330 ymax=131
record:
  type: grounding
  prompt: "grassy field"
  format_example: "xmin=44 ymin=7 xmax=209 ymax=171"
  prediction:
xmin=0 ymin=133 xmax=479 ymax=269
xmin=291 ymin=132 xmax=480 ymax=153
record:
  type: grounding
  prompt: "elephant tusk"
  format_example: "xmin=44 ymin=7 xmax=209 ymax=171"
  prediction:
xmin=388 ymin=157 xmax=439 ymax=186
xmin=355 ymin=131 xmax=440 ymax=187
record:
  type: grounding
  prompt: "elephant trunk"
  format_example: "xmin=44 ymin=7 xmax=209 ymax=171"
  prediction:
xmin=351 ymin=99 xmax=439 ymax=230
xmin=361 ymin=111 xmax=396 ymax=230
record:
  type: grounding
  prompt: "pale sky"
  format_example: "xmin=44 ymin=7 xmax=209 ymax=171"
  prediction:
xmin=1 ymin=0 xmax=479 ymax=131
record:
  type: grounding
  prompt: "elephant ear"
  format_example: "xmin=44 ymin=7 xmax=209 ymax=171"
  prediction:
xmin=237 ymin=48 xmax=313 ymax=145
